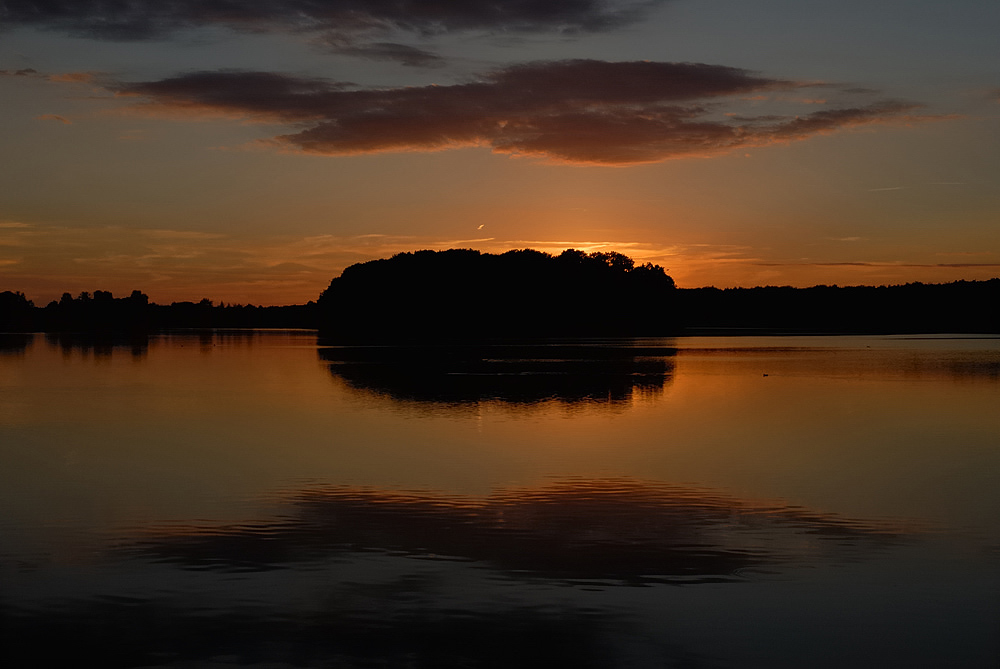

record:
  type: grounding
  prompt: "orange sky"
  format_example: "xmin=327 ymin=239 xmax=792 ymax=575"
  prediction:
xmin=1 ymin=0 xmax=998 ymax=305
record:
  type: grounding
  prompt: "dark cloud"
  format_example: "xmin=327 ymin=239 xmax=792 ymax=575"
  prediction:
xmin=325 ymin=41 xmax=445 ymax=67
xmin=0 ymin=0 xmax=662 ymax=40
xmin=113 ymin=60 xmax=933 ymax=165
xmin=765 ymin=102 xmax=922 ymax=141
xmin=119 ymin=70 xmax=354 ymax=120
xmin=2 ymin=68 xmax=98 ymax=84
xmin=0 ymin=67 xmax=38 ymax=76
xmin=2 ymin=1 xmax=666 ymax=66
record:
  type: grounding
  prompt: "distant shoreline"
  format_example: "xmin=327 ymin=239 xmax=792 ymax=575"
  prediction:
xmin=3 ymin=250 xmax=999 ymax=337
xmin=4 ymin=280 xmax=997 ymax=337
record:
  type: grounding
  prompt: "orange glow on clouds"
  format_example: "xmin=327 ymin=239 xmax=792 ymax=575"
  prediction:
xmin=99 ymin=62 xmax=944 ymax=166
xmin=3 ymin=3 xmax=998 ymax=305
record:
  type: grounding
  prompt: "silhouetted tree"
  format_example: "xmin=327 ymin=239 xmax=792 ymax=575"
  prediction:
xmin=0 ymin=290 xmax=35 ymax=331
xmin=317 ymin=248 xmax=679 ymax=341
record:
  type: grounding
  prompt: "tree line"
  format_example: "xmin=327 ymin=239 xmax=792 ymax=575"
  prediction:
xmin=675 ymin=280 xmax=1000 ymax=334
xmin=0 ymin=289 xmax=317 ymax=331
xmin=2 ymin=248 xmax=998 ymax=336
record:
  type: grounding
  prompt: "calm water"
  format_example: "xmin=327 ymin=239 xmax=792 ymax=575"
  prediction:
xmin=1 ymin=331 xmax=998 ymax=667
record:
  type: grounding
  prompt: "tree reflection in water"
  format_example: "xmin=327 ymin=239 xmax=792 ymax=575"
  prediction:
xmin=319 ymin=343 xmax=676 ymax=408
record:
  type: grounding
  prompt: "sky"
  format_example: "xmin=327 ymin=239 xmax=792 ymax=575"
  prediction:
xmin=1 ymin=0 xmax=998 ymax=305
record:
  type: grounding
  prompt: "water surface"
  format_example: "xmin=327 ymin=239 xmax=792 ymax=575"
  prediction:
xmin=1 ymin=332 xmax=998 ymax=667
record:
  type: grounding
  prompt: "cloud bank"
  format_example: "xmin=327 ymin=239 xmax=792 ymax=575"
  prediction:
xmin=114 ymin=60 xmax=931 ymax=165
xmin=1 ymin=0 xmax=662 ymax=65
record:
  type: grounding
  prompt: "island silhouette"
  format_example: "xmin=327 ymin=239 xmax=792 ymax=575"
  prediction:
xmin=316 ymin=248 xmax=678 ymax=341
xmin=2 ymin=248 xmax=998 ymax=335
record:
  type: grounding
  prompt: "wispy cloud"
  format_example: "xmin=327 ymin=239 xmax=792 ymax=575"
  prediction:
xmin=118 ymin=129 xmax=149 ymax=141
xmin=2 ymin=0 xmax=663 ymax=38
xmin=321 ymin=41 xmax=445 ymax=68
xmin=4 ymin=222 xmax=997 ymax=302
xmin=35 ymin=114 xmax=72 ymax=124
xmin=141 ymin=229 xmax=226 ymax=241
xmin=47 ymin=71 xmax=96 ymax=84
xmin=934 ymin=251 xmax=993 ymax=257
xmin=754 ymin=261 xmax=1000 ymax=269
xmin=1 ymin=220 xmax=704 ymax=302
xmin=1 ymin=0 xmax=667 ymax=66
xmin=110 ymin=60 xmax=939 ymax=165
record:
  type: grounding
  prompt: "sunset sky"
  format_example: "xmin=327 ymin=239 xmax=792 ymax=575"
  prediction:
xmin=2 ymin=0 xmax=998 ymax=305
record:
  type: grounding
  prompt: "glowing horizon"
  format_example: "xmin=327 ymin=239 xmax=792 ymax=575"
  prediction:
xmin=1 ymin=1 xmax=998 ymax=305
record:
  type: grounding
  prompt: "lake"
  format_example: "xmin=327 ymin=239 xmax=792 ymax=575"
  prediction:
xmin=1 ymin=331 xmax=998 ymax=667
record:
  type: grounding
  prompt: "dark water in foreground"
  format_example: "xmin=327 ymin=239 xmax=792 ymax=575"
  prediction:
xmin=1 ymin=332 xmax=998 ymax=667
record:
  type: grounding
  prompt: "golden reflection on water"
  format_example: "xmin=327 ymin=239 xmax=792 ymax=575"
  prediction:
xmin=1 ymin=332 xmax=999 ymax=667
xmin=1 ymin=332 xmax=998 ymax=533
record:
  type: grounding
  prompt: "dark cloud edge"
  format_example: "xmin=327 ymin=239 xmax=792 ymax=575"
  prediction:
xmin=94 ymin=59 xmax=949 ymax=166
xmin=0 ymin=0 xmax=669 ymax=67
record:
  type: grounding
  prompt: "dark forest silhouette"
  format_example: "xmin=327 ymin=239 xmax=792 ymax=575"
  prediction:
xmin=317 ymin=249 xmax=677 ymax=341
xmin=2 ymin=248 xmax=999 ymax=336
xmin=0 ymin=288 xmax=317 ymax=332
xmin=677 ymin=281 xmax=1000 ymax=334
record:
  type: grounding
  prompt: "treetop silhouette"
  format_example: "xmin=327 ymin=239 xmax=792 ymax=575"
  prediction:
xmin=316 ymin=248 xmax=678 ymax=341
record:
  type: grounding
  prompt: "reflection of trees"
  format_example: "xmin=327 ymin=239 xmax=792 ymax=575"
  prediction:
xmin=161 ymin=328 xmax=271 ymax=353
xmin=134 ymin=478 xmax=902 ymax=584
xmin=0 ymin=333 xmax=33 ymax=356
xmin=319 ymin=343 xmax=676 ymax=407
xmin=677 ymin=345 xmax=1000 ymax=381
xmin=898 ymin=349 xmax=1000 ymax=381
xmin=44 ymin=332 xmax=149 ymax=358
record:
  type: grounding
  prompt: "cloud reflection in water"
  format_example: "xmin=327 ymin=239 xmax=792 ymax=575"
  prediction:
xmin=134 ymin=477 xmax=904 ymax=584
